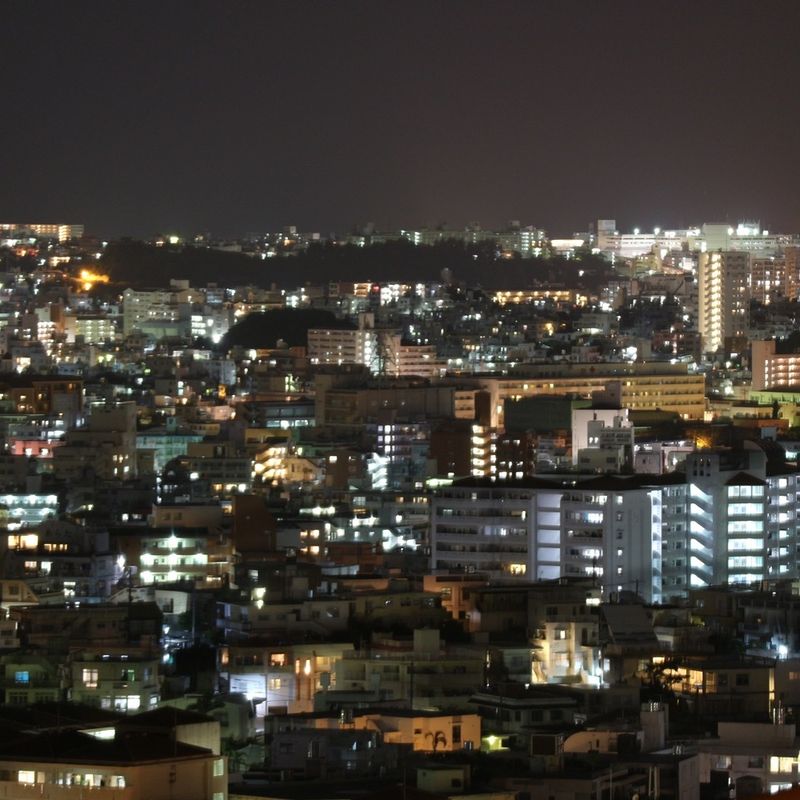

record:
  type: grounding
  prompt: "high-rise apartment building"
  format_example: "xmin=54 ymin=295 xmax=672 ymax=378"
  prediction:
xmin=749 ymin=255 xmax=786 ymax=305
xmin=751 ymin=340 xmax=800 ymax=391
xmin=430 ymin=448 xmax=800 ymax=604
xmin=430 ymin=476 xmax=664 ymax=602
xmin=307 ymin=313 xmax=400 ymax=375
xmin=785 ymin=247 xmax=800 ymax=300
xmin=698 ymin=250 xmax=749 ymax=353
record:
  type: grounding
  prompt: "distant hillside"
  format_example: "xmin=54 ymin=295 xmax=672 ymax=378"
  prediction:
xmin=221 ymin=309 xmax=355 ymax=350
xmin=100 ymin=238 xmax=612 ymax=290
xmin=100 ymin=240 xmax=268 ymax=288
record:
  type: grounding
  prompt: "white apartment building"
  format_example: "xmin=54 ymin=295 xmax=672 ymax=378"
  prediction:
xmin=698 ymin=250 xmax=749 ymax=353
xmin=571 ymin=408 xmax=631 ymax=463
xmin=122 ymin=288 xmax=186 ymax=336
xmin=431 ymin=476 xmax=664 ymax=602
xmin=138 ymin=530 xmax=235 ymax=588
xmin=395 ymin=343 xmax=445 ymax=378
xmin=431 ymin=448 xmax=800 ymax=603
xmin=674 ymin=449 xmax=799 ymax=594
xmin=307 ymin=313 xmax=401 ymax=375
xmin=190 ymin=306 xmax=233 ymax=344
xmin=72 ymin=314 xmax=117 ymax=344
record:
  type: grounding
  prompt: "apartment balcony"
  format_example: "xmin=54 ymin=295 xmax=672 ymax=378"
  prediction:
xmin=108 ymin=680 xmax=158 ymax=691
xmin=146 ymin=545 xmax=202 ymax=556
xmin=0 ymin=677 xmax=59 ymax=690
xmin=145 ymin=562 xmax=206 ymax=572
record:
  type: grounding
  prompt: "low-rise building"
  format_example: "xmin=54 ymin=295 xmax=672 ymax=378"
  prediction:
xmin=0 ymin=729 xmax=227 ymax=799
xmin=70 ymin=653 xmax=160 ymax=713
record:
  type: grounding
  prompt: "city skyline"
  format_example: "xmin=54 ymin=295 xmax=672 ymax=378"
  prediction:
xmin=6 ymin=2 xmax=800 ymax=797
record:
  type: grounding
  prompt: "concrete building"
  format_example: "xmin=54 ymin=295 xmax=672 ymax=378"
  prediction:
xmin=333 ymin=630 xmax=484 ymax=712
xmin=0 ymin=223 xmax=84 ymax=242
xmin=673 ymin=449 xmax=797 ymax=593
xmin=72 ymin=314 xmax=117 ymax=344
xmin=308 ymin=313 xmax=400 ymax=375
xmin=316 ymin=382 xmax=476 ymax=426
xmin=0 ymin=653 xmax=61 ymax=705
xmin=53 ymin=402 xmax=138 ymax=482
xmin=138 ymin=529 xmax=235 ymax=588
xmin=432 ymin=447 xmax=800 ymax=603
xmin=71 ymin=653 xmax=160 ymax=712
xmin=696 ymin=721 xmax=800 ymax=797
xmin=0 ymin=729 xmax=226 ymax=799
xmin=121 ymin=288 xmax=198 ymax=338
xmin=752 ymin=339 xmax=800 ymax=391
xmin=785 ymin=246 xmax=800 ymax=300
xmin=431 ymin=476 xmax=665 ymax=601
xmin=698 ymin=250 xmax=749 ymax=353
xmin=221 ymin=641 xmax=353 ymax=716
xmin=572 ymin=407 xmax=631 ymax=463
xmin=750 ymin=255 xmax=786 ymax=305
xmin=464 ymin=364 xmax=705 ymax=428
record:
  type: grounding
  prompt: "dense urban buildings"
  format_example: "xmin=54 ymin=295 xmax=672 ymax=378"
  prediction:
xmin=3 ymin=214 xmax=800 ymax=799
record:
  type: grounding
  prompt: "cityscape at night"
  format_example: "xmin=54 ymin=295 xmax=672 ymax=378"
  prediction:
xmin=2 ymin=1 xmax=800 ymax=799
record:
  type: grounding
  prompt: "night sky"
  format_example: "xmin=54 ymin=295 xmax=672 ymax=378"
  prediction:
xmin=3 ymin=0 xmax=800 ymax=238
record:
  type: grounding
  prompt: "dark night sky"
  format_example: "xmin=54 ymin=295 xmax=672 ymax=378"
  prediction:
xmin=2 ymin=0 xmax=799 ymax=238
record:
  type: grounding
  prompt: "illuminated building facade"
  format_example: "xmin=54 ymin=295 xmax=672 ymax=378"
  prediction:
xmin=467 ymin=365 xmax=705 ymax=428
xmin=698 ymin=250 xmax=749 ymax=353
xmin=0 ymin=223 xmax=84 ymax=242
xmin=752 ymin=339 xmax=800 ymax=391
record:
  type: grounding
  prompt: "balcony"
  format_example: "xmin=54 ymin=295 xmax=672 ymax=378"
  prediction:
xmin=0 ymin=782 xmax=134 ymax=800
xmin=567 ymin=528 xmax=604 ymax=540
xmin=110 ymin=680 xmax=157 ymax=690
xmin=146 ymin=545 xmax=201 ymax=556
xmin=0 ymin=678 xmax=59 ymax=690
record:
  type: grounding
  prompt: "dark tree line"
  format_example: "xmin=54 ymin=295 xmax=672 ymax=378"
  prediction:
xmin=100 ymin=238 xmax=614 ymax=290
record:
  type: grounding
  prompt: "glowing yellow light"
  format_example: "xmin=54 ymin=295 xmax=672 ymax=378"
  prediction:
xmin=76 ymin=268 xmax=110 ymax=291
